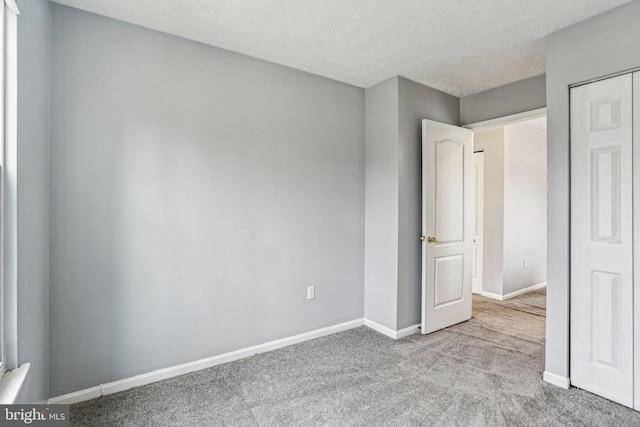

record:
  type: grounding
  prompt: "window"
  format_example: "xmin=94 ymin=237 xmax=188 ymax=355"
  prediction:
xmin=0 ymin=0 xmax=24 ymax=403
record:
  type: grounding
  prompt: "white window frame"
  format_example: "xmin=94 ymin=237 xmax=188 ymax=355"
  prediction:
xmin=0 ymin=0 xmax=28 ymax=404
xmin=2 ymin=0 xmax=19 ymax=372
xmin=0 ymin=0 xmax=7 ymax=378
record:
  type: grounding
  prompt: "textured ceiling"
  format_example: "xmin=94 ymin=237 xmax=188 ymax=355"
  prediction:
xmin=51 ymin=0 xmax=631 ymax=97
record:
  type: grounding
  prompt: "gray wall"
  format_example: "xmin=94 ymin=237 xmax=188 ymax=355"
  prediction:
xmin=16 ymin=0 xmax=51 ymax=403
xmin=364 ymin=76 xmax=459 ymax=331
xmin=503 ymin=123 xmax=547 ymax=294
xmin=460 ymin=75 xmax=546 ymax=126
xmin=397 ymin=77 xmax=458 ymax=329
xmin=364 ymin=77 xmax=399 ymax=330
xmin=473 ymin=128 xmax=505 ymax=296
xmin=473 ymin=124 xmax=546 ymax=298
xmin=50 ymin=5 xmax=365 ymax=396
xmin=545 ymin=0 xmax=640 ymax=382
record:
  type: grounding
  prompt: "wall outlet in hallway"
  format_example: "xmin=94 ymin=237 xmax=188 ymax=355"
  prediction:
xmin=307 ymin=286 xmax=315 ymax=300
xmin=524 ymin=258 xmax=528 ymax=268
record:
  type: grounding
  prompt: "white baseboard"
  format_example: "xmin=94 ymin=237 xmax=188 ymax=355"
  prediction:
xmin=481 ymin=282 xmax=546 ymax=301
xmin=396 ymin=324 xmax=421 ymax=339
xmin=543 ymin=371 xmax=571 ymax=389
xmin=502 ymin=282 xmax=547 ymax=300
xmin=49 ymin=386 xmax=102 ymax=405
xmin=480 ymin=291 xmax=504 ymax=301
xmin=48 ymin=318 xmax=364 ymax=405
xmin=364 ymin=319 xmax=420 ymax=339
xmin=364 ymin=319 xmax=396 ymax=338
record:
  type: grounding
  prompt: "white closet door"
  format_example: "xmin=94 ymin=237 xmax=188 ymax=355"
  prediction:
xmin=570 ymin=74 xmax=633 ymax=408
xmin=634 ymin=71 xmax=640 ymax=411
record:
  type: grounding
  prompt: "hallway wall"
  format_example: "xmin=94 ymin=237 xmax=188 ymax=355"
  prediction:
xmin=502 ymin=122 xmax=547 ymax=295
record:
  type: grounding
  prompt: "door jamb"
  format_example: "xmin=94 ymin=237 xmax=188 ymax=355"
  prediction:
xmin=463 ymin=107 xmax=547 ymax=131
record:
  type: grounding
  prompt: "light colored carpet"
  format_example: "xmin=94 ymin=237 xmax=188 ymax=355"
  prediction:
xmin=71 ymin=289 xmax=640 ymax=426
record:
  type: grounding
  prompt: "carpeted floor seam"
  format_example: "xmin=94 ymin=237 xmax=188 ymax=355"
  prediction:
xmin=465 ymin=319 xmax=544 ymax=344
xmin=447 ymin=328 xmax=544 ymax=354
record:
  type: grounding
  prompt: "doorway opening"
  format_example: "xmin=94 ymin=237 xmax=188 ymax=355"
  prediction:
xmin=420 ymin=110 xmax=548 ymax=339
xmin=418 ymin=111 xmax=549 ymax=409
xmin=464 ymin=114 xmax=549 ymax=352
xmin=471 ymin=116 xmax=548 ymax=303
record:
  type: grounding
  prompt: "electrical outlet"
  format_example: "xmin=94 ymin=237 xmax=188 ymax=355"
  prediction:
xmin=307 ymin=286 xmax=315 ymax=300
xmin=524 ymin=258 xmax=528 ymax=268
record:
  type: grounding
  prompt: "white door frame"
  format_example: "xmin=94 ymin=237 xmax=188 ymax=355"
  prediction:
xmin=464 ymin=107 xmax=548 ymax=300
xmin=472 ymin=151 xmax=484 ymax=294
xmin=463 ymin=107 xmax=547 ymax=131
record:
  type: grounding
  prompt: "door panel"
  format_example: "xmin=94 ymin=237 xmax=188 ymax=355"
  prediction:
xmin=591 ymin=146 xmax=621 ymax=242
xmin=589 ymin=271 xmax=621 ymax=368
xmin=435 ymin=139 xmax=464 ymax=243
xmin=570 ymin=74 xmax=633 ymax=408
xmin=422 ymin=120 xmax=473 ymax=335
xmin=434 ymin=255 xmax=464 ymax=306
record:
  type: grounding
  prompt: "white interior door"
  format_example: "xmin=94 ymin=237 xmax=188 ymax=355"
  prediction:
xmin=421 ymin=120 xmax=473 ymax=334
xmin=472 ymin=151 xmax=484 ymax=294
xmin=570 ymin=74 xmax=634 ymax=408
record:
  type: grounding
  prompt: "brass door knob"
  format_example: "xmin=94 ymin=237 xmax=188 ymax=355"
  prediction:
xmin=427 ymin=236 xmax=437 ymax=243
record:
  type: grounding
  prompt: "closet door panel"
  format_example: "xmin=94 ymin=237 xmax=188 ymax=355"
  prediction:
xmin=570 ymin=73 xmax=633 ymax=408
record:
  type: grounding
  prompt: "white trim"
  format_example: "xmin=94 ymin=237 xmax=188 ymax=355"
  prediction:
xmin=3 ymin=2 xmax=18 ymax=371
xmin=47 ymin=319 xmax=364 ymax=405
xmin=364 ymin=319 xmax=396 ymax=339
xmin=480 ymin=290 xmax=504 ymax=301
xmin=502 ymin=282 xmax=547 ymax=300
xmin=464 ymin=107 xmax=547 ymax=131
xmin=0 ymin=363 xmax=29 ymax=403
xmin=543 ymin=371 xmax=571 ymax=389
xmin=4 ymin=0 xmax=19 ymax=16
xmin=570 ymin=66 xmax=640 ymax=89
xmin=395 ymin=324 xmax=421 ymax=339
xmin=48 ymin=386 xmax=102 ymax=406
xmin=481 ymin=282 xmax=547 ymax=301
xmin=364 ymin=319 xmax=420 ymax=339
xmin=0 ymin=2 xmax=5 ymax=382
